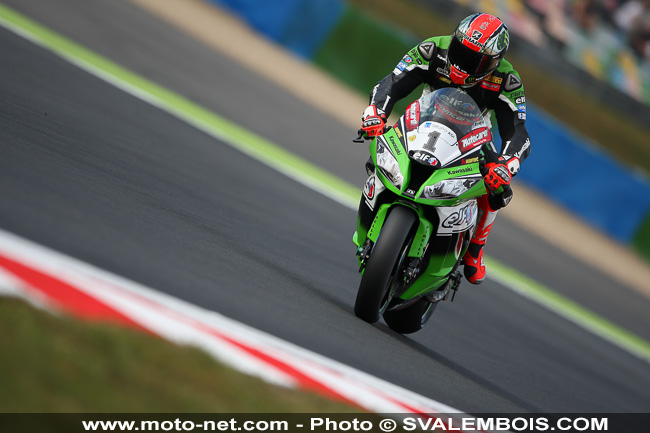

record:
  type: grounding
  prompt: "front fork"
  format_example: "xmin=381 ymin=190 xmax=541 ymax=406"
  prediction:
xmin=354 ymin=180 xmax=476 ymax=300
xmin=354 ymin=181 xmax=434 ymax=290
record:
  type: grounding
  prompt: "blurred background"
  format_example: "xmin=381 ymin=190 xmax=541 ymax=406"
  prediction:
xmin=208 ymin=0 xmax=650 ymax=263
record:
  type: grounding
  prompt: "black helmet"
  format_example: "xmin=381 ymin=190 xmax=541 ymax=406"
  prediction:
xmin=447 ymin=13 xmax=509 ymax=86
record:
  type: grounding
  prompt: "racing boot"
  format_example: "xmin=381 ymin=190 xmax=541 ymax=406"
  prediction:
xmin=462 ymin=195 xmax=498 ymax=284
xmin=463 ymin=242 xmax=486 ymax=284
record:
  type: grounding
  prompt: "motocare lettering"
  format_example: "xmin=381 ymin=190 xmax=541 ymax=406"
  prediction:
xmin=458 ymin=127 xmax=491 ymax=153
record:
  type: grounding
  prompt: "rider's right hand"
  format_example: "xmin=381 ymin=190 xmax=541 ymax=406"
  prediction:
xmin=361 ymin=105 xmax=387 ymax=138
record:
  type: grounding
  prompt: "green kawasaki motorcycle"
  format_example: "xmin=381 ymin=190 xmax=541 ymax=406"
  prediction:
xmin=353 ymin=87 xmax=503 ymax=334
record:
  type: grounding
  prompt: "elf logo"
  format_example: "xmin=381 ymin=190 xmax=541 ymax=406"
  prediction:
xmin=441 ymin=202 xmax=476 ymax=230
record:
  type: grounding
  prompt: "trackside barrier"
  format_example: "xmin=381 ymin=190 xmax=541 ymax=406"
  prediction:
xmin=207 ymin=0 xmax=344 ymax=59
xmin=207 ymin=0 xmax=650 ymax=261
xmin=507 ymin=105 xmax=650 ymax=243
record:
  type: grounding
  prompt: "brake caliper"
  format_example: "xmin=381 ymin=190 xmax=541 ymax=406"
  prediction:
xmin=357 ymin=239 xmax=373 ymax=272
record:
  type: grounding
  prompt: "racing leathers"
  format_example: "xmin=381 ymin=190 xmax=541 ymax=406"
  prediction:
xmin=360 ymin=35 xmax=531 ymax=284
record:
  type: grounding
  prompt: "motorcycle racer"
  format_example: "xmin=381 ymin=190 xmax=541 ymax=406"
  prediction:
xmin=360 ymin=13 xmax=531 ymax=285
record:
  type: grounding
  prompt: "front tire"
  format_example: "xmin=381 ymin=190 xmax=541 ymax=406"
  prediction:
xmin=354 ymin=206 xmax=417 ymax=323
xmin=383 ymin=298 xmax=438 ymax=334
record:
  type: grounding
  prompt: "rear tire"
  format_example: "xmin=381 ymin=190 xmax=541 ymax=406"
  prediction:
xmin=383 ymin=298 xmax=438 ymax=334
xmin=354 ymin=206 xmax=417 ymax=323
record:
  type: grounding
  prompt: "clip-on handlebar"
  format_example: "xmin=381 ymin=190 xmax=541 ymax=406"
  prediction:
xmin=352 ymin=126 xmax=392 ymax=143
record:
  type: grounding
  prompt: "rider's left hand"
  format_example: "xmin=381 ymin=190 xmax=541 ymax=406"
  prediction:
xmin=483 ymin=161 xmax=511 ymax=192
xmin=500 ymin=155 xmax=520 ymax=176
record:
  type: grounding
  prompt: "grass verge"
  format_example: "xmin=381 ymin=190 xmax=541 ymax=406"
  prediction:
xmin=0 ymin=297 xmax=356 ymax=412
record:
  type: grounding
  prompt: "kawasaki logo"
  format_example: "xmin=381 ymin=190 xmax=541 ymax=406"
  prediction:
xmin=446 ymin=167 xmax=473 ymax=175
xmin=388 ymin=134 xmax=402 ymax=155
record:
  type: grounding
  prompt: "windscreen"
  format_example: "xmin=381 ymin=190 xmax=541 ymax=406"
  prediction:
xmin=418 ymin=87 xmax=483 ymax=129
xmin=405 ymin=88 xmax=492 ymax=166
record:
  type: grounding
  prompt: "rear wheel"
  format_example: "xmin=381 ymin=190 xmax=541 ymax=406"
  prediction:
xmin=354 ymin=206 xmax=417 ymax=323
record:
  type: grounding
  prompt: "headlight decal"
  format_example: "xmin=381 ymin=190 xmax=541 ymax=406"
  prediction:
xmin=422 ymin=176 xmax=481 ymax=199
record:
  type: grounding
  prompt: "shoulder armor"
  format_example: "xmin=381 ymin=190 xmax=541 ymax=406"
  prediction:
xmin=495 ymin=60 xmax=523 ymax=92
xmin=418 ymin=41 xmax=436 ymax=61
xmin=503 ymin=73 xmax=522 ymax=92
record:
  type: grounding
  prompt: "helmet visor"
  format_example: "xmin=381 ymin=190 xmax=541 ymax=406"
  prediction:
xmin=448 ymin=37 xmax=500 ymax=78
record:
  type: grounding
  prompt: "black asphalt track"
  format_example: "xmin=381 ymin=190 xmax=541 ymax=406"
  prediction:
xmin=1 ymin=0 xmax=648 ymax=414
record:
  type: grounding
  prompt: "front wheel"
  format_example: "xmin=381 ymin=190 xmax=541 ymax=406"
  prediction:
xmin=354 ymin=206 xmax=417 ymax=323
xmin=383 ymin=298 xmax=438 ymax=334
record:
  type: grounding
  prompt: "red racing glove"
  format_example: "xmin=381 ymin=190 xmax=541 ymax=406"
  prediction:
xmin=500 ymin=155 xmax=521 ymax=176
xmin=483 ymin=161 xmax=511 ymax=192
xmin=361 ymin=105 xmax=387 ymax=138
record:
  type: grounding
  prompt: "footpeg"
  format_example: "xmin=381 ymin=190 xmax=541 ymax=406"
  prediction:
xmin=449 ymin=271 xmax=461 ymax=302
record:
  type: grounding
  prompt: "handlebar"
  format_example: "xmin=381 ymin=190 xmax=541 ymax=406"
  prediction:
xmin=352 ymin=126 xmax=392 ymax=143
xmin=352 ymin=129 xmax=366 ymax=143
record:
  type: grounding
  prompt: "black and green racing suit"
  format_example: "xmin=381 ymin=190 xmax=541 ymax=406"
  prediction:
xmin=370 ymin=35 xmax=531 ymax=169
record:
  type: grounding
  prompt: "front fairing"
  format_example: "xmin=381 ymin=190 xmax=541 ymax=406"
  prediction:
xmin=371 ymin=88 xmax=490 ymax=206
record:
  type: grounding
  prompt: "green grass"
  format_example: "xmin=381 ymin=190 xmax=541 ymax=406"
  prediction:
xmin=0 ymin=297 xmax=357 ymax=412
xmin=345 ymin=0 xmax=650 ymax=177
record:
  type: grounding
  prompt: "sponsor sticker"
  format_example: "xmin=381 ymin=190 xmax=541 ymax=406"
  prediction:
xmin=409 ymin=151 xmax=439 ymax=166
xmin=484 ymin=75 xmax=502 ymax=84
xmin=404 ymin=188 xmax=417 ymax=198
xmin=467 ymin=30 xmax=484 ymax=48
xmin=397 ymin=61 xmax=408 ymax=71
xmin=462 ymin=102 xmax=476 ymax=111
xmin=436 ymin=201 xmax=479 ymax=235
xmin=480 ymin=81 xmax=500 ymax=91
xmin=446 ymin=166 xmax=474 ymax=176
xmin=388 ymin=134 xmax=403 ymax=155
xmin=458 ymin=127 xmax=491 ymax=153
xmin=510 ymin=90 xmax=525 ymax=99
xmin=363 ymin=174 xmax=385 ymax=211
xmin=363 ymin=175 xmax=375 ymax=200
xmin=405 ymin=100 xmax=420 ymax=130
